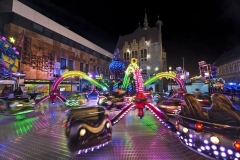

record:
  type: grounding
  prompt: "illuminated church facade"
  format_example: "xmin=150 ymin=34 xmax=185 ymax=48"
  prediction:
xmin=116 ymin=10 xmax=167 ymax=91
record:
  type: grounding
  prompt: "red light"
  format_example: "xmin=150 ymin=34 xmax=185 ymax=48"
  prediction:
xmin=234 ymin=141 xmax=240 ymax=151
xmin=175 ymin=121 xmax=179 ymax=130
xmin=62 ymin=121 xmax=67 ymax=128
xmin=195 ymin=123 xmax=203 ymax=130
xmin=202 ymin=99 xmax=209 ymax=103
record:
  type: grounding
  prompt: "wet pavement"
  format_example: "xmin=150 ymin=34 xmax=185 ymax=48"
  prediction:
xmin=0 ymin=98 xmax=207 ymax=160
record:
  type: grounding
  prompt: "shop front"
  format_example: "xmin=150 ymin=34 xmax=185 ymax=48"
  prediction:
xmin=24 ymin=79 xmax=80 ymax=96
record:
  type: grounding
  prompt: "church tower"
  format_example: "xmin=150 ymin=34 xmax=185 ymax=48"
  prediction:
xmin=143 ymin=9 xmax=149 ymax=30
xmin=156 ymin=16 xmax=163 ymax=71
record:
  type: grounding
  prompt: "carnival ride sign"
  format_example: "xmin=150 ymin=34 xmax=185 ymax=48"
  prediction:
xmin=0 ymin=36 xmax=20 ymax=73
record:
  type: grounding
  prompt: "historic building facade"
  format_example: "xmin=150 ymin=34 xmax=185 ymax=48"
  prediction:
xmin=0 ymin=0 xmax=112 ymax=94
xmin=214 ymin=45 xmax=240 ymax=85
xmin=116 ymin=10 xmax=167 ymax=91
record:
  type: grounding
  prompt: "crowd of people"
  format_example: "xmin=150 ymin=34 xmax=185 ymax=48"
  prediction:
xmin=181 ymin=93 xmax=240 ymax=126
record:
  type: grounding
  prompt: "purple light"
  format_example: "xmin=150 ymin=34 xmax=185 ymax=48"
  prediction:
xmin=1 ymin=36 xmax=6 ymax=40
xmin=13 ymin=47 xmax=16 ymax=50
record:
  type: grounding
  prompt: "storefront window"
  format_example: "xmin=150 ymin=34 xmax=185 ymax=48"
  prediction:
xmin=61 ymin=58 xmax=67 ymax=69
xmin=68 ymin=60 xmax=74 ymax=70
xmin=25 ymin=84 xmax=50 ymax=96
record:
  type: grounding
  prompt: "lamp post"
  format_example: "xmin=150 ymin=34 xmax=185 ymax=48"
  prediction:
xmin=169 ymin=66 xmax=172 ymax=90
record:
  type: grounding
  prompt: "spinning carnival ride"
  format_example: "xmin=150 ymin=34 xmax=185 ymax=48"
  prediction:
xmin=63 ymin=58 xmax=240 ymax=160
xmin=35 ymin=71 xmax=107 ymax=106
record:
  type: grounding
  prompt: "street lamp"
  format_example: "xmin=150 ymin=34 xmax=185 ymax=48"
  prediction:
xmin=147 ymin=66 xmax=150 ymax=78
xmin=169 ymin=66 xmax=172 ymax=90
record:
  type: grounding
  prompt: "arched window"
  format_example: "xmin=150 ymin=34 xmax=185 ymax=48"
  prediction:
xmin=124 ymin=53 xmax=127 ymax=60
xmin=233 ymin=63 xmax=236 ymax=72
xmin=132 ymin=51 xmax=138 ymax=58
xmin=141 ymin=49 xmax=147 ymax=61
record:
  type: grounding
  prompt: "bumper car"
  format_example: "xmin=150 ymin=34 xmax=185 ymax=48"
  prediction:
xmin=65 ymin=93 xmax=89 ymax=107
xmin=63 ymin=106 xmax=112 ymax=154
xmin=0 ymin=96 xmax=35 ymax=115
xmin=176 ymin=115 xmax=240 ymax=160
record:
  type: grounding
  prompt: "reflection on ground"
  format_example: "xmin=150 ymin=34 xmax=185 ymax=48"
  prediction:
xmin=0 ymin=97 xmax=206 ymax=160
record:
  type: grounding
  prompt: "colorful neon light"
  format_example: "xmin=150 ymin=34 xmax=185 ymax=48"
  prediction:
xmin=144 ymin=72 xmax=184 ymax=89
xmin=122 ymin=58 xmax=144 ymax=92
xmin=134 ymin=69 xmax=144 ymax=92
xmin=52 ymin=71 xmax=106 ymax=92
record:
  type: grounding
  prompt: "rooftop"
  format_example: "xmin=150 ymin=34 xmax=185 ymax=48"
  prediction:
xmin=213 ymin=45 xmax=240 ymax=66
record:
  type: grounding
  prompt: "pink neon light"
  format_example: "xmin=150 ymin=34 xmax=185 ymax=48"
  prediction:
xmin=35 ymin=95 xmax=50 ymax=107
xmin=56 ymin=96 xmax=64 ymax=102
xmin=134 ymin=69 xmax=144 ymax=92
xmin=174 ymin=77 xmax=184 ymax=89
xmin=52 ymin=76 xmax=64 ymax=92
xmin=16 ymin=51 xmax=19 ymax=55
xmin=58 ymin=95 xmax=66 ymax=102
xmin=111 ymin=103 xmax=135 ymax=125
xmin=13 ymin=47 xmax=16 ymax=50
xmin=2 ymin=37 xmax=6 ymax=40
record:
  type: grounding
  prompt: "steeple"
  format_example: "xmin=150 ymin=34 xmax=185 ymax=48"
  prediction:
xmin=143 ymin=9 xmax=149 ymax=30
xmin=156 ymin=15 xmax=163 ymax=28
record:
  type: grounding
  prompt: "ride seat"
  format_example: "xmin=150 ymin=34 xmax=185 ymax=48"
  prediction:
xmin=69 ymin=107 xmax=106 ymax=124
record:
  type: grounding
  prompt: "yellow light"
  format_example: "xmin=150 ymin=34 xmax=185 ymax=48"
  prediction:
xmin=183 ymin=127 xmax=189 ymax=133
xmin=79 ymin=128 xmax=86 ymax=136
xmin=9 ymin=37 xmax=15 ymax=43
xmin=210 ymin=136 xmax=220 ymax=144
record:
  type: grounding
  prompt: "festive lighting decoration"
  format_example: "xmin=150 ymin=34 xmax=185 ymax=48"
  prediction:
xmin=0 ymin=35 xmax=20 ymax=73
xmin=122 ymin=58 xmax=141 ymax=90
xmin=9 ymin=37 xmax=15 ymax=43
xmin=109 ymin=48 xmax=126 ymax=78
xmin=34 ymin=71 xmax=107 ymax=105
xmin=134 ymin=69 xmax=144 ymax=92
xmin=144 ymin=72 xmax=185 ymax=89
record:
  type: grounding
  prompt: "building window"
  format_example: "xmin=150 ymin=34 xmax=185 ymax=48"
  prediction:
xmin=224 ymin=67 xmax=226 ymax=74
xmin=132 ymin=51 xmax=138 ymax=58
xmin=61 ymin=36 xmax=68 ymax=44
xmin=238 ymin=62 xmax=240 ymax=72
xmin=97 ymin=67 xmax=100 ymax=74
xmin=69 ymin=39 xmax=74 ymax=47
xmin=105 ymin=68 xmax=108 ymax=75
xmin=43 ymin=28 xmax=52 ymax=38
xmin=124 ymin=53 xmax=126 ymax=60
xmin=141 ymin=49 xmax=147 ymax=61
xmin=227 ymin=65 xmax=231 ymax=74
xmin=102 ymin=68 xmax=104 ymax=74
xmin=68 ymin=60 xmax=74 ymax=70
xmin=33 ymin=23 xmax=43 ymax=32
xmin=126 ymin=52 xmax=130 ymax=60
xmin=80 ymin=63 xmax=84 ymax=71
xmin=85 ymin=64 xmax=89 ymax=73
xmin=60 ymin=58 xmax=67 ymax=69
xmin=233 ymin=63 xmax=236 ymax=72
xmin=93 ymin=66 xmax=96 ymax=73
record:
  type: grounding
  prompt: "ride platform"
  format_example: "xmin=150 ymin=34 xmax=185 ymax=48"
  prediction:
xmin=0 ymin=107 xmax=206 ymax=160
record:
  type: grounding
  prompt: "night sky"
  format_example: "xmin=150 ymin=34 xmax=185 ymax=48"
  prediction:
xmin=19 ymin=0 xmax=240 ymax=76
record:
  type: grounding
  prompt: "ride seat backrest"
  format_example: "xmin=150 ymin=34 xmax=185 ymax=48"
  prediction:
xmin=70 ymin=107 xmax=105 ymax=122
